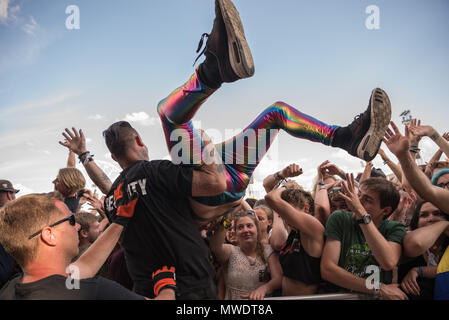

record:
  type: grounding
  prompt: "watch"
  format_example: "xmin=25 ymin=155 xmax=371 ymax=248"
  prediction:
xmin=356 ymin=214 xmax=372 ymax=225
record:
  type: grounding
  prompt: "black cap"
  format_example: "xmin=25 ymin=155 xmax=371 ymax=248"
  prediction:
xmin=0 ymin=180 xmax=20 ymax=193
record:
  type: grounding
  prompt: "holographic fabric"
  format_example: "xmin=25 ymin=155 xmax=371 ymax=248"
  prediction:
xmin=157 ymin=70 xmax=339 ymax=199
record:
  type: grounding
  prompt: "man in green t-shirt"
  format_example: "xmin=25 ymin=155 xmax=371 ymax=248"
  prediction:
xmin=321 ymin=175 xmax=409 ymax=300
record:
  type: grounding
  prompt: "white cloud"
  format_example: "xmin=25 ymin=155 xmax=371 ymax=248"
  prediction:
xmin=124 ymin=111 xmax=158 ymax=126
xmin=1 ymin=91 xmax=82 ymax=117
xmin=22 ymin=15 xmax=38 ymax=36
xmin=0 ymin=0 xmax=11 ymax=24
xmin=0 ymin=0 xmax=20 ymax=24
xmin=88 ymin=114 xmax=104 ymax=120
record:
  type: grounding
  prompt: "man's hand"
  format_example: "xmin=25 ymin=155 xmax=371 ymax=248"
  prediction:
xmin=86 ymin=194 xmax=106 ymax=218
xmin=383 ymin=121 xmax=410 ymax=158
xmin=280 ymin=163 xmax=303 ymax=179
xmin=380 ymin=283 xmax=409 ymax=300
xmin=400 ymin=268 xmax=420 ymax=296
xmin=408 ymin=124 xmax=438 ymax=139
xmin=59 ymin=127 xmax=87 ymax=156
xmin=318 ymin=160 xmax=344 ymax=179
xmin=339 ymin=173 xmax=366 ymax=218
xmin=407 ymin=119 xmax=422 ymax=147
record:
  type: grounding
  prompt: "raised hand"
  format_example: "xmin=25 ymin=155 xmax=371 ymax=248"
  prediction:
xmin=408 ymin=124 xmax=438 ymax=139
xmin=338 ymin=173 xmax=366 ymax=218
xmin=280 ymin=163 xmax=303 ymax=178
xmin=407 ymin=119 xmax=422 ymax=146
xmin=59 ymin=127 xmax=87 ymax=156
xmin=383 ymin=121 xmax=410 ymax=157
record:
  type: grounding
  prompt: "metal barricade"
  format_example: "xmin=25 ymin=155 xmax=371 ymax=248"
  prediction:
xmin=265 ymin=293 xmax=375 ymax=300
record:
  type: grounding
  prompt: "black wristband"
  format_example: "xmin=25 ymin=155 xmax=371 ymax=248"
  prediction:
xmin=274 ymin=171 xmax=284 ymax=180
xmin=78 ymin=151 xmax=94 ymax=165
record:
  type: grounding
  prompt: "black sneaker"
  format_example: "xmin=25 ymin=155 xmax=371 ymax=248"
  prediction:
xmin=344 ymin=88 xmax=391 ymax=161
xmin=196 ymin=0 xmax=254 ymax=88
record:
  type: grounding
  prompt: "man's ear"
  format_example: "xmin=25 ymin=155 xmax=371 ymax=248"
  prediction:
xmin=80 ymin=229 xmax=88 ymax=239
xmin=381 ymin=206 xmax=393 ymax=217
xmin=41 ymin=228 xmax=57 ymax=246
xmin=135 ymin=135 xmax=145 ymax=147
xmin=304 ymin=203 xmax=310 ymax=213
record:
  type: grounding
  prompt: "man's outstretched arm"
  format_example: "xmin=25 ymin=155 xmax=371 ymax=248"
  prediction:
xmin=383 ymin=121 xmax=449 ymax=213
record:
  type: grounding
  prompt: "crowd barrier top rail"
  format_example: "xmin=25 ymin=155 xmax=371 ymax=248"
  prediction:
xmin=264 ymin=293 xmax=376 ymax=300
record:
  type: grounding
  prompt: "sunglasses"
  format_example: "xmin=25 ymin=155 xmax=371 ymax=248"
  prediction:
xmin=28 ymin=213 xmax=76 ymax=240
xmin=436 ymin=182 xmax=449 ymax=189
xmin=235 ymin=210 xmax=256 ymax=218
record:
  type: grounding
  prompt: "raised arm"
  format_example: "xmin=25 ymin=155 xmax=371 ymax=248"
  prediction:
xmin=359 ymin=161 xmax=373 ymax=183
xmin=209 ymin=218 xmax=233 ymax=266
xmin=403 ymin=221 xmax=449 ymax=258
xmin=378 ymin=148 xmax=403 ymax=182
xmin=409 ymin=125 xmax=449 ymax=159
xmin=67 ymin=150 xmax=76 ymax=168
xmin=263 ymin=163 xmax=303 ymax=193
xmin=265 ymin=187 xmax=324 ymax=242
xmin=384 ymin=121 xmax=449 ymax=213
xmin=59 ymin=127 xmax=112 ymax=195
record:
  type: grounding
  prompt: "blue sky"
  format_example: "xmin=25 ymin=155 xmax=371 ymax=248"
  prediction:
xmin=1 ymin=0 xmax=449 ymax=198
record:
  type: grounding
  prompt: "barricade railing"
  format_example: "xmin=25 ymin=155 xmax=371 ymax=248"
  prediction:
xmin=264 ymin=293 xmax=376 ymax=300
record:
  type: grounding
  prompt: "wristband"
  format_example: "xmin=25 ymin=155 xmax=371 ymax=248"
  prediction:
xmin=318 ymin=181 xmax=326 ymax=190
xmin=220 ymin=215 xmax=233 ymax=230
xmin=78 ymin=151 xmax=94 ymax=165
xmin=274 ymin=171 xmax=284 ymax=181
xmin=409 ymin=146 xmax=421 ymax=154
xmin=152 ymin=266 xmax=177 ymax=297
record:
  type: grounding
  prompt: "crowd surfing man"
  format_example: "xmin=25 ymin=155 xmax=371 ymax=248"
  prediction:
xmin=59 ymin=0 xmax=393 ymax=299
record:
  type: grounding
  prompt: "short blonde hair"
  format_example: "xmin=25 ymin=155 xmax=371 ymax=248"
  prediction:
xmin=58 ymin=168 xmax=86 ymax=195
xmin=0 ymin=194 xmax=62 ymax=267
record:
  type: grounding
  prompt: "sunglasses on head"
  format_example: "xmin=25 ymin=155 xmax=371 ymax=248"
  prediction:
xmin=235 ymin=210 xmax=256 ymax=218
xmin=28 ymin=213 xmax=76 ymax=240
xmin=436 ymin=182 xmax=449 ymax=189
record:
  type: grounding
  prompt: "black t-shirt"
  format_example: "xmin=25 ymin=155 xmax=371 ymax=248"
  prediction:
xmin=0 ymin=274 xmax=144 ymax=300
xmin=104 ymin=160 xmax=217 ymax=299
xmin=64 ymin=196 xmax=80 ymax=213
xmin=279 ymin=230 xmax=321 ymax=285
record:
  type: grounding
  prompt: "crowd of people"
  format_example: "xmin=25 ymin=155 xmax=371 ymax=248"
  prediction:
xmin=1 ymin=0 xmax=448 ymax=300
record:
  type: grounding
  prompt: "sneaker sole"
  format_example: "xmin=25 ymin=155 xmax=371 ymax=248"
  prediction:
xmin=218 ymin=0 xmax=255 ymax=79
xmin=356 ymin=88 xmax=392 ymax=161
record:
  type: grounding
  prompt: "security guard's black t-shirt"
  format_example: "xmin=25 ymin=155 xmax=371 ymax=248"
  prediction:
xmin=104 ymin=160 xmax=216 ymax=299
xmin=0 ymin=274 xmax=144 ymax=300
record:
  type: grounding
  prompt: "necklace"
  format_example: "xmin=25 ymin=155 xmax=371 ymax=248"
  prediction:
xmin=245 ymin=253 xmax=258 ymax=266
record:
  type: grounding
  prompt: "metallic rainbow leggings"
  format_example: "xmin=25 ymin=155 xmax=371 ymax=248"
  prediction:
xmin=157 ymin=70 xmax=339 ymax=195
